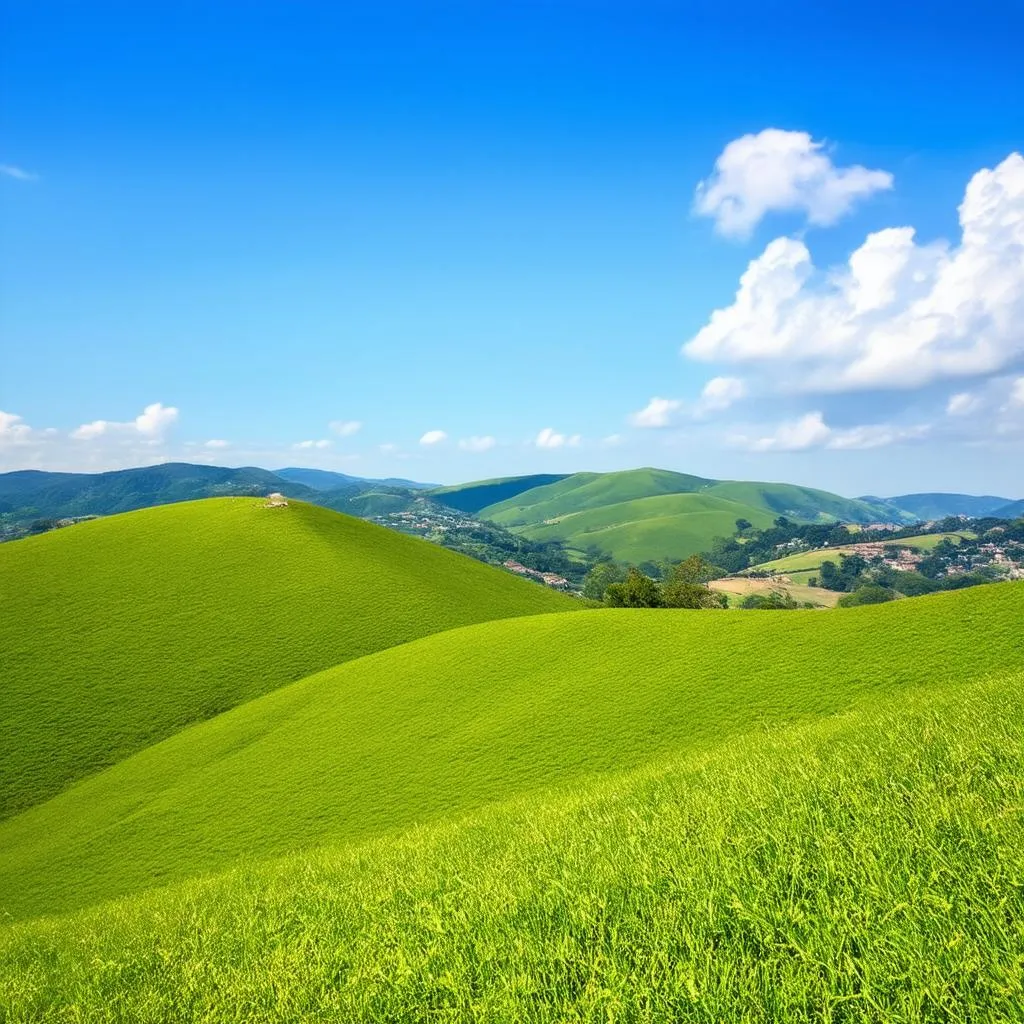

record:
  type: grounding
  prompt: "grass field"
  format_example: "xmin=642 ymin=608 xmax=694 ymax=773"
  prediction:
xmin=2 ymin=582 xmax=1020 ymax=921
xmin=0 ymin=498 xmax=574 ymax=820
xmin=513 ymin=492 xmax=776 ymax=564
xmin=2 ymin=673 xmax=1022 ymax=1021
xmin=708 ymin=576 xmax=843 ymax=607
xmin=477 ymin=469 xmax=908 ymax=563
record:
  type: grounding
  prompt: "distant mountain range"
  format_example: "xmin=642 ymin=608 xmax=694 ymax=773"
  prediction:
xmin=1 ymin=463 xmax=1018 ymax=563
xmin=274 ymin=467 xmax=436 ymax=491
xmin=859 ymin=492 xmax=1015 ymax=521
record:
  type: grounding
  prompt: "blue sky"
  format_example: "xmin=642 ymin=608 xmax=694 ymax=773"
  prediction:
xmin=2 ymin=0 xmax=1023 ymax=496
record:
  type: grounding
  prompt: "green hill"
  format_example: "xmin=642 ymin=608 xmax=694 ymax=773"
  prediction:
xmin=2 ymin=582 xmax=1020 ymax=921
xmin=2 ymin=670 xmax=1022 ymax=1019
xmin=0 ymin=498 xmax=574 ymax=821
xmin=512 ymin=491 xmax=776 ymax=564
xmin=428 ymin=474 xmax=570 ymax=514
xmin=475 ymin=468 xmax=902 ymax=562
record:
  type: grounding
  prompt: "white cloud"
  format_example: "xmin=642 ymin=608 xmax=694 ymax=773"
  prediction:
xmin=946 ymin=392 xmax=980 ymax=416
xmin=1010 ymin=377 xmax=1024 ymax=407
xmin=419 ymin=430 xmax=447 ymax=446
xmin=0 ymin=164 xmax=37 ymax=182
xmin=743 ymin=411 xmax=928 ymax=452
xmin=0 ymin=410 xmax=33 ymax=444
xmin=694 ymin=129 xmax=892 ymax=239
xmin=329 ymin=419 xmax=362 ymax=437
xmin=294 ymin=439 xmax=331 ymax=450
xmin=628 ymin=397 xmax=682 ymax=429
xmin=749 ymin=411 xmax=833 ymax=452
xmin=535 ymin=427 xmax=581 ymax=448
xmin=379 ymin=443 xmax=399 ymax=454
xmin=602 ymin=433 xmax=622 ymax=446
xmin=685 ymin=152 xmax=1024 ymax=392
xmin=205 ymin=439 xmax=230 ymax=449
xmin=696 ymin=376 xmax=747 ymax=413
xmin=72 ymin=402 xmax=179 ymax=442
xmin=458 ymin=435 xmax=496 ymax=452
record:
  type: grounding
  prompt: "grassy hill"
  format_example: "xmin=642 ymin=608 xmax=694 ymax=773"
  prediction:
xmin=512 ymin=492 xmax=776 ymax=564
xmin=2 ymin=668 xmax=1022 ymax=1019
xmin=2 ymin=582 xmax=1020 ymax=921
xmin=474 ymin=468 xmax=905 ymax=563
xmin=0 ymin=498 xmax=574 ymax=820
xmin=428 ymin=474 xmax=569 ymax=515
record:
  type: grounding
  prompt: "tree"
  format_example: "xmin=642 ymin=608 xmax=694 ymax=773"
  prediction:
xmin=735 ymin=518 xmax=753 ymax=532
xmin=582 ymin=562 xmax=627 ymax=601
xmin=740 ymin=589 xmax=799 ymax=610
xmin=661 ymin=556 xmax=726 ymax=609
xmin=837 ymin=584 xmax=897 ymax=607
xmin=604 ymin=568 xmax=663 ymax=608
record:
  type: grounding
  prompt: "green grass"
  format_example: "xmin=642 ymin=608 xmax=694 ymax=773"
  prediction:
xmin=0 ymin=498 xmax=574 ymax=821
xmin=2 ymin=582 xmax=1020 ymax=921
xmin=514 ymin=492 xmax=776 ymax=563
xmin=701 ymin=480 xmax=886 ymax=523
xmin=480 ymin=468 xmax=714 ymax=526
xmin=476 ymin=469 xmax=906 ymax=562
xmin=3 ymin=674 xmax=1022 ymax=1022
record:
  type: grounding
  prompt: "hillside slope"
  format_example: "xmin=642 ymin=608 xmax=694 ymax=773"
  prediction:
xmin=477 ymin=469 xmax=914 ymax=561
xmin=2 ymin=582 xmax=1020 ymax=919
xmin=0 ymin=498 xmax=574 ymax=820
xmin=514 ymin=491 xmax=775 ymax=563
xmin=3 ymin=674 xmax=1019 ymax=1020
xmin=428 ymin=474 xmax=569 ymax=514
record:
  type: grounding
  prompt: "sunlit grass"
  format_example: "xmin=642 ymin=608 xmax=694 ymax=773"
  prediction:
xmin=3 ymin=675 xmax=1021 ymax=1022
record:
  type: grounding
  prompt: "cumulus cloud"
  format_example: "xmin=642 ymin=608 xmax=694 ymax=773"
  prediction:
xmin=329 ymin=419 xmax=362 ymax=437
xmin=419 ymin=430 xmax=447 ymax=446
xmin=535 ymin=427 xmax=581 ymax=449
xmin=742 ymin=411 xmax=928 ymax=452
xmin=294 ymin=439 xmax=331 ymax=449
xmin=628 ymin=397 xmax=682 ymax=428
xmin=205 ymin=439 xmax=230 ymax=449
xmin=72 ymin=402 xmax=179 ymax=442
xmin=1010 ymin=377 xmax=1024 ymax=407
xmin=694 ymin=129 xmax=892 ymax=239
xmin=0 ymin=410 xmax=33 ymax=444
xmin=379 ymin=443 xmax=399 ymax=454
xmin=602 ymin=433 xmax=623 ymax=446
xmin=458 ymin=435 xmax=496 ymax=452
xmin=696 ymin=376 xmax=747 ymax=413
xmin=0 ymin=164 xmax=37 ymax=182
xmin=685 ymin=152 xmax=1024 ymax=392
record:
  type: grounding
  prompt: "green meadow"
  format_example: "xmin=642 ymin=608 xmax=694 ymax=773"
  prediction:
xmin=0 ymin=498 xmax=571 ymax=819
xmin=1 ymin=498 xmax=1022 ymax=1021
xmin=477 ymin=468 xmax=901 ymax=563
xmin=2 ymin=675 xmax=1021 ymax=1021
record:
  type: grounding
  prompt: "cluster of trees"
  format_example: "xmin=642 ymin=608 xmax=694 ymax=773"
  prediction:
xmin=584 ymin=556 xmax=728 ymax=609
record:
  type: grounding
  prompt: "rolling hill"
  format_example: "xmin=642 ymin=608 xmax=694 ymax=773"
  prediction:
xmin=994 ymin=498 xmax=1024 ymax=519
xmin=428 ymin=474 xmax=570 ymax=514
xmin=4 ymin=672 xmax=1019 ymax=1020
xmin=2 ymin=582 xmax=1020 ymax=921
xmin=477 ymin=468 xmax=910 ymax=562
xmin=509 ymin=492 xmax=777 ymax=564
xmin=0 ymin=497 xmax=574 ymax=820
xmin=275 ymin=467 xmax=434 ymax=491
